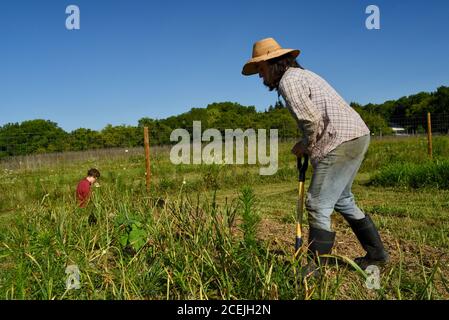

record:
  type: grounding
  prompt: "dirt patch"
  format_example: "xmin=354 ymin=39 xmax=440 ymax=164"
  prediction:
xmin=256 ymin=217 xmax=449 ymax=276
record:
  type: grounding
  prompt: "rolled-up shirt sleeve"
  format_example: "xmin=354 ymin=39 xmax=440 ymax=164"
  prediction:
xmin=279 ymin=76 xmax=321 ymax=154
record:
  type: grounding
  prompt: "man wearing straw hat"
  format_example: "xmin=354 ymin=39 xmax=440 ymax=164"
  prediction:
xmin=242 ymin=38 xmax=389 ymax=274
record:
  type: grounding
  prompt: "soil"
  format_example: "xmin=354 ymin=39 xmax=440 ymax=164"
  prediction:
xmin=256 ymin=216 xmax=449 ymax=276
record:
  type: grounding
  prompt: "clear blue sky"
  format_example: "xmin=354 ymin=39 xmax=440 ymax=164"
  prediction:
xmin=1 ymin=0 xmax=449 ymax=131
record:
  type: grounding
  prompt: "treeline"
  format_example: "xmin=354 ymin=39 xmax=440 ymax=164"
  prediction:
xmin=0 ymin=102 xmax=297 ymax=158
xmin=351 ymin=86 xmax=449 ymax=134
xmin=0 ymin=86 xmax=448 ymax=158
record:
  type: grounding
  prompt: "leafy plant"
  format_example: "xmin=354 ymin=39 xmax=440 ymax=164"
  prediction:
xmin=115 ymin=215 xmax=148 ymax=253
xmin=239 ymin=186 xmax=260 ymax=249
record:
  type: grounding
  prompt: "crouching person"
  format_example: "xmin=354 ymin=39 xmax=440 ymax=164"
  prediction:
xmin=76 ymin=168 xmax=100 ymax=208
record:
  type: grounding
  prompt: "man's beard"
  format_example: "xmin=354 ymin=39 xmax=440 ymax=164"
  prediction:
xmin=263 ymin=78 xmax=277 ymax=92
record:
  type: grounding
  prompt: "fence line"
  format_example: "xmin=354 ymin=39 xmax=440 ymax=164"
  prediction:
xmin=387 ymin=113 xmax=449 ymax=135
xmin=0 ymin=146 xmax=172 ymax=171
xmin=1 ymin=113 xmax=448 ymax=170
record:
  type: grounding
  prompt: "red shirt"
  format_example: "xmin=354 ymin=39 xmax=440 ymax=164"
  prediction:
xmin=76 ymin=178 xmax=91 ymax=208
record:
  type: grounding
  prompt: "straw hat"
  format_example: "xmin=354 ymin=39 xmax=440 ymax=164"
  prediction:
xmin=242 ymin=37 xmax=300 ymax=76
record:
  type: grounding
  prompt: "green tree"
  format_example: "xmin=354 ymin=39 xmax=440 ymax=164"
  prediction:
xmin=101 ymin=125 xmax=141 ymax=148
xmin=0 ymin=120 xmax=69 ymax=157
xmin=350 ymin=103 xmax=392 ymax=135
xmin=69 ymin=128 xmax=104 ymax=151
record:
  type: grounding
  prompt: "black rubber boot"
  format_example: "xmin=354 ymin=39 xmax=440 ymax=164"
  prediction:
xmin=346 ymin=215 xmax=389 ymax=270
xmin=302 ymin=227 xmax=336 ymax=278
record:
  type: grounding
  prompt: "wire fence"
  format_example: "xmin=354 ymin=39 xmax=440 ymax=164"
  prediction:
xmin=1 ymin=113 xmax=448 ymax=170
xmin=0 ymin=146 xmax=173 ymax=171
xmin=385 ymin=113 xmax=449 ymax=136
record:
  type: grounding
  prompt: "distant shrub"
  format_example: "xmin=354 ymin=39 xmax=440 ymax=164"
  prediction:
xmin=370 ymin=160 xmax=449 ymax=189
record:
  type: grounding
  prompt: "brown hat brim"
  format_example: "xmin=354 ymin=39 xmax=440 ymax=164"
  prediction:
xmin=242 ymin=48 xmax=300 ymax=76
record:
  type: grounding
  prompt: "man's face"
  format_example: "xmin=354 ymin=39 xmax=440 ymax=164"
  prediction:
xmin=257 ymin=61 xmax=270 ymax=88
xmin=257 ymin=61 xmax=270 ymax=86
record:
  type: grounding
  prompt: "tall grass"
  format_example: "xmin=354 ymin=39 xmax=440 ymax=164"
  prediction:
xmin=361 ymin=136 xmax=449 ymax=172
xmin=1 ymin=137 xmax=449 ymax=299
xmin=0 ymin=185 xmax=304 ymax=299
xmin=370 ymin=160 xmax=449 ymax=189
xmin=1 ymin=182 xmax=447 ymax=299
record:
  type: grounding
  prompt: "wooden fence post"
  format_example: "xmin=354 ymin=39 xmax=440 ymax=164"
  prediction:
xmin=144 ymin=127 xmax=151 ymax=192
xmin=427 ymin=112 xmax=433 ymax=159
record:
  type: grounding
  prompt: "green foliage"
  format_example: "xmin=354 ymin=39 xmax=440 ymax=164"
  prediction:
xmin=351 ymin=103 xmax=392 ymax=135
xmin=114 ymin=214 xmax=148 ymax=253
xmin=69 ymin=128 xmax=104 ymax=151
xmin=370 ymin=160 xmax=449 ymax=189
xmin=0 ymin=120 xmax=69 ymax=156
xmin=101 ymin=125 xmax=141 ymax=148
xmin=361 ymin=136 xmax=449 ymax=173
xmin=357 ymin=86 xmax=449 ymax=133
xmin=202 ymin=164 xmax=221 ymax=190
xmin=2 ymin=85 xmax=449 ymax=159
xmin=157 ymin=176 xmax=177 ymax=192
xmin=239 ymin=186 xmax=260 ymax=249
xmin=1 ymin=138 xmax=449 ymax=299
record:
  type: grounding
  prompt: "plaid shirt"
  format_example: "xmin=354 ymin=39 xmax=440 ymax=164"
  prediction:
xmin=278 ymin=67 xmax=370 ymax=164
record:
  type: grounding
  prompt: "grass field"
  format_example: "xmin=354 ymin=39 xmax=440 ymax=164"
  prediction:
xmin=1 ymin=136 xmax=449 ymax=300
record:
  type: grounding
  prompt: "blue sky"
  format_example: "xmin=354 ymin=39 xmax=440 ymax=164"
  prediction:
xmin=1 ymin=0 xmax=449 ymax=131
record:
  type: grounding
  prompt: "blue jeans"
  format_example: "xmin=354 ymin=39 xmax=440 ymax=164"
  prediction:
xmin=306 ymin=135 xmax=370 ymax=232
